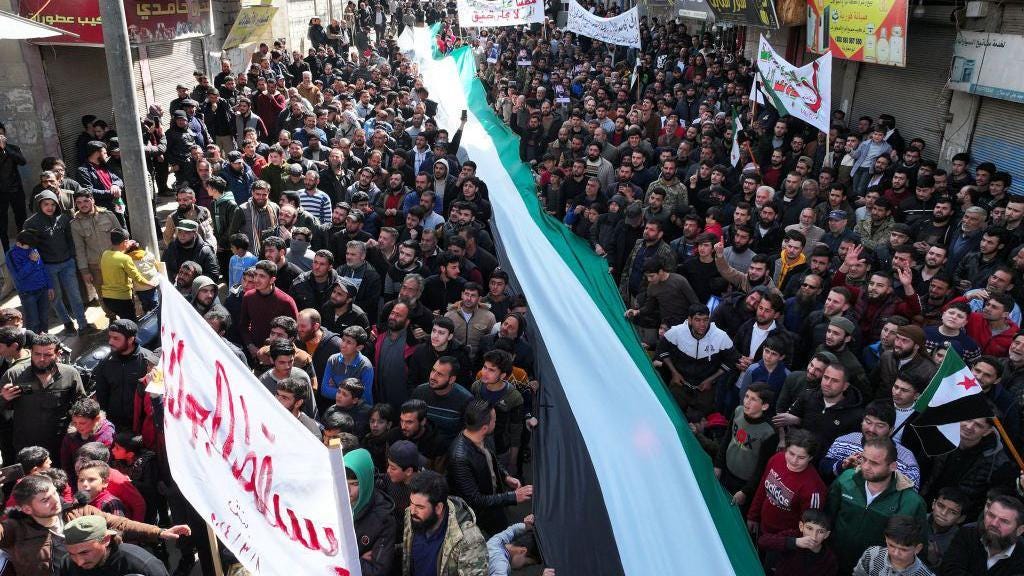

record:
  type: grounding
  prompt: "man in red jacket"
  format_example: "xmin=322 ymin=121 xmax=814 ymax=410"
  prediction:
xmin=962 ymin=292 xmax=1020 ymax=357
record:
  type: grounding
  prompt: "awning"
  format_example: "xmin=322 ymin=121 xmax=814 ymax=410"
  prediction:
xmin=0 ymin=9 xmax=80 ymax=39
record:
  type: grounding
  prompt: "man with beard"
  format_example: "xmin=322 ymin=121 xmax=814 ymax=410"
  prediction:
xmin=761 ymin=148 xmax=786 ymax=189
xmin=817 ymin=316 xmax=870 ymax=398
xmin=319 ymin=147 xmax=353 ymax=203
xmin=872 ymin=324 xmax=937 ymax=401
xmin=91 ymin=319 xmax=151 ymax=433
xmin=69 ymin=190 xmax=120 ymax=306
xmin=915 ymin=244 xmax=949 ymax=295
xmin=412 ymin=357 xmax=474 ymax=445
xmin=645 ymin=158 xmax=688 ymax=215
xmin=620 ymin=220 xmax=676 ymax=305
xmin=229 ymin=180 xmax=280 ymax=257
xmin=774 ymin=352 xmax=836 ymax=416
xmin=956 ymin=227 xmax=1007 ymax=292
xmin=319 ymin=277 xmax=369 ymax=334
xmin=381 ymin=273 xmax=433 ymax=340
xmin=162 ymin=186 xmax=216 ymax=249
xmin=826 ymin=438 xmax=927 ymax=574
xmin=941 ymin=494 xmax=1024 ymax=573
xmin=724 ymin=223 xmax=756 ymax=271
xmin=188 ymin=275 xmax=228 ymax=318
xmin=291 ymin=249 xmax=340 ymax=311
xmin=715 ymin=237 xmax=780 ymax=295
xmin=260 ymin=236 xmax=302 ymax=291
xmin=835 ymin=245 xmax=921 ymax=342
xmin=854 ymin=197 xmax=897 ymax=251
xmin=375 ymin=302 xmax=418 ymax=409
xmin=401 ymin=470 xmax=488 ymax=575
xmin=162 ymin=219 xmax=219 ymax=280
xmin=752 ymin=203 xmax=785 ymax=255
xmin=383 ymin=240 xmax=427 ymax=302
xmin=422 ymin=252 xmax=467 ymax=315
xmin=800 ymin=286 xmax=859 ymax=362
xmin=76 ymin=140 xmax=125 ymax=220
xmin=298 ymin=169 xmax=332 ymax=224
xmin=376 ymin=171 xmax=408 ymax=229
xmin=0 ymin=333 xmax=85 ymax=455
xmin=337 ymin=240 xmax=382 ymax=322
xmin=781 ymin=272 xmax=823 ymax=333
xmin=778 ymin=363 xmax=865 ymax=455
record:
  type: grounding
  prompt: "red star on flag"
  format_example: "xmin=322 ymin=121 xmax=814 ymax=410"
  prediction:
xmin=957 ymin=375 xmax=978 ymax=391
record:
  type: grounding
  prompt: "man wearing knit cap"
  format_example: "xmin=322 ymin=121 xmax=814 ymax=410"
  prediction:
xmin=818 ymin=316 xmax=870 ymax=397
xmin=60 ymin=515 xmax=168 ymax=575
xmin=870 ymin=324 xmax=937 ymax=400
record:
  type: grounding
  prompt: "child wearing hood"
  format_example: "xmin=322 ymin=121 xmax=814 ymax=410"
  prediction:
xmin=345 ymin=448 xmax=396 ymax=576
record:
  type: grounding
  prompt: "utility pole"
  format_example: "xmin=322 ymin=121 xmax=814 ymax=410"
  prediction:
xmin=98 ymin=0 xmax=159 ymax=254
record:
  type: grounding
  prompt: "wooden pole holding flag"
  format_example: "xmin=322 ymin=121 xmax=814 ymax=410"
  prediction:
xmin=994 ymin=417 xmax=1024 ymax=471
xmin=205 ymin=524 xmax=226 ymax=576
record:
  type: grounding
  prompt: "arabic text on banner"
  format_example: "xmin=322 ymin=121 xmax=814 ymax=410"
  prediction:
xmin=757 ymin=35 xmax=832 ymax=133
xmin=455 ymin=0 xmax=545 ymax=28
xmin=564 ymin=0 xmax=641 ymax=49
xmin=806 ymin=0 xmax=908 ymax=67
xmin=21 ymin=0 xmax=212 ymax=45
xmin=223 ymin=6 xmax=278 ymax=50
xmin=156 ymin=276 xmax=362 ymax=576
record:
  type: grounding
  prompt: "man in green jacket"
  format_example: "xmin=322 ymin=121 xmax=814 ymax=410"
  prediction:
xmin=402 ymin=470 xmax=487 ymax=576
xmin=826 ymin=437 xmax=928 ymax=574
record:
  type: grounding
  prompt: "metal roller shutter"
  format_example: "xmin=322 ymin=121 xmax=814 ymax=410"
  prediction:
xmin=146 ymin=40 xmax=208 ymax=114
xmin=970 ymin=98 xmax=1024 ymax=195
xmin=133 ymin=55 xmax=148 ymax=119
xmin=40 ymin=45 xmax=113 ymax=170
xmin=849 ymin=23 xmax=955 ymax=161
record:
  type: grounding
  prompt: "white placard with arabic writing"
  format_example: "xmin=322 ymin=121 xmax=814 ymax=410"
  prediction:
xmin=948 ymin=31 xmax=1024 ymax=104
xmin=564 ymin=0 xmax=641 ymax=49
xmin=456 ymin=0 xmax=545 ymax=28
xmin=157 ymin=276 xmax=362 ymax=576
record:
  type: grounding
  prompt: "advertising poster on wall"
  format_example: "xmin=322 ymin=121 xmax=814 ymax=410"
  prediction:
xmin=948 ymin=31 xmax=1024 ymax=104
xmin=805 ymin=0 xmax=908 ymax=67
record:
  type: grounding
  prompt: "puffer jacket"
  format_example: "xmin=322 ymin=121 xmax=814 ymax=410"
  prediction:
xmin=401 ymin=497 xmax=488 ymax=576
xmin=0 ymin=502 xmax=162 ymax=576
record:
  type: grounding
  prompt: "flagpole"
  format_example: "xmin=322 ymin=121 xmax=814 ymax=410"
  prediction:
xmin=205 ymin=524 xmax=226 ymax=576
xmin=994 ymin=417 xmax=1024 ymax=471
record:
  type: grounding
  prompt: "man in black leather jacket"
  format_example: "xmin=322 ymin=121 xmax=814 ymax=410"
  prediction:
xmin=446 ymin=399 xmax=532 ymax=536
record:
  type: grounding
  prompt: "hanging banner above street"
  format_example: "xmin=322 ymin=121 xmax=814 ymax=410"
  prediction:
xmin=456 ymin=0 xmax=545 ymax=28
xmin=222 ymin=5 xmax=277 ymax=50
xmin=948 ymin=31 xmax=1024 ymax=104
xmin=565 ymin=0 xmax=641 ymax=49
xmin=20 ymin=0 xmax=212 ymax=45
xmin=806 ymin=0 xmax=908 ymax=66
xmin=757 ymin=35 xmax=832 ymax=133
xmin=706 ymin=0 xmax=779 ymax=28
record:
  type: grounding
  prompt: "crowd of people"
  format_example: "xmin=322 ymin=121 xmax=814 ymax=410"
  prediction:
xmin=1 ymin=0 xmax=1024 ymax=574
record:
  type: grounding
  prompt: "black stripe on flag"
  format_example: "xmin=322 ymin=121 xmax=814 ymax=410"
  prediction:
xmin=911 ymin=425 xmax=959 ymax=457
xmin=913 ymin=393 xmax=994 ymax=428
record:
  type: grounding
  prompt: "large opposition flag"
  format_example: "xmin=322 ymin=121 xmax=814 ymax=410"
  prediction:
xmin=756 ymin=35 xmax=832 ymax=133
xmin=156 ymin=276 xmax=362 ymax=576
xmin=912 ymin=348 xmax=994 ymax=455
xmin=730 ymin=108 xmax=743 ymax=167
xmin=399 ymin=24 xmax=763 ymax=576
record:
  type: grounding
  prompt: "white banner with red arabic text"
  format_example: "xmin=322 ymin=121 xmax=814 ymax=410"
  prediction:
xmin=456 ymin=0 xmax=545 ymax=28
xmin=156 ymin=276 xmax=361 ymax=576
xmin=756 ymin=35 xmax=832 ymax=134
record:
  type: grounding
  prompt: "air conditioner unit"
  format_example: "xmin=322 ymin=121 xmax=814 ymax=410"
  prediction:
xmin=966 ymin=1 xmax=989 ymax=18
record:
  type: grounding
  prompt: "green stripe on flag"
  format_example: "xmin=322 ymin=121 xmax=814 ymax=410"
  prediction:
xmin=914 ymin=346 xmax=971 ymax=412
xmin=446 ymin=43 xmax=763 ymax=576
